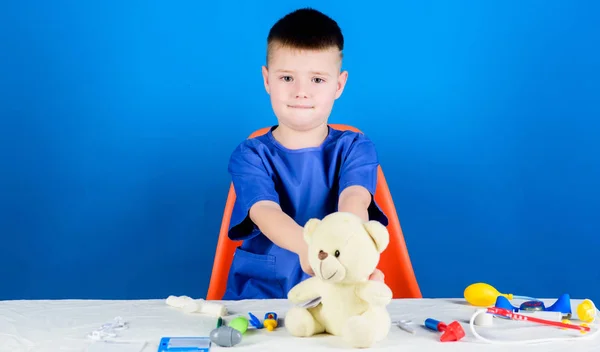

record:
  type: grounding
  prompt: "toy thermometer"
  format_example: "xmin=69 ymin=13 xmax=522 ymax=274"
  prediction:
xmin=158 ymin=337 xmax=211 ymax=352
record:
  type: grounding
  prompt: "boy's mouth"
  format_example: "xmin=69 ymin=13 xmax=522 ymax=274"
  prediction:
xmin=288 ymin=105 xmax=313 ymax=109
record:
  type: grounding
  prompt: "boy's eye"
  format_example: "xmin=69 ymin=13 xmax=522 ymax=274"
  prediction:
xmin=312 ymin=77 xmax=325 ymax=83
xmin=281 ymin=76 xmax=293 ymax=82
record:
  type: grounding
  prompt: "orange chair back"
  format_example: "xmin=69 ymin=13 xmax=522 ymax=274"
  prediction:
xmin=206 ymin=124 xmax=422 ymax=300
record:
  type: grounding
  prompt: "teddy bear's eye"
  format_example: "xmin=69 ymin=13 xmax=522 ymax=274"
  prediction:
xmin=334 ymin=250 xmax=340 ymax=257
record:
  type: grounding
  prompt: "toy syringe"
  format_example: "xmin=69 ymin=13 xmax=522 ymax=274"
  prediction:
xmin=486 ymin=307 xmax=591 ymax=333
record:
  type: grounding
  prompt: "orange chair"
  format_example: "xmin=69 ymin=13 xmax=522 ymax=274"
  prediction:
xmin=206 ymin=124 xmax=422 ymax=300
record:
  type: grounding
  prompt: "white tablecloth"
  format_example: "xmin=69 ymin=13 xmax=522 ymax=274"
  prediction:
xmin=1 ymin=298 xmax=598 ymax=352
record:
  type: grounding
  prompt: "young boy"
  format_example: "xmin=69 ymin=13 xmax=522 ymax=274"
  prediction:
xmin=222 ymin=8 xmax=389 ymax=300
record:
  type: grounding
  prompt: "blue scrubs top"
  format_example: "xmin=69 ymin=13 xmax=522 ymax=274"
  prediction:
xmin=222 ymin=125 xmax=388 ymax=300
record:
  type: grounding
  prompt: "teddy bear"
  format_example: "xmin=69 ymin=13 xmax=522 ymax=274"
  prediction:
xmin=284 ymin=212 xmax=393 ymax=348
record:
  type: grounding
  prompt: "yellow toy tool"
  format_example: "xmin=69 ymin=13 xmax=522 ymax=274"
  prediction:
xmin=263 ymin=312 xmax=278 ymax=331
xmin=464 ymin=282 xmax=535 ymax=307
xmin=248 ymin=312 xmax=279 ymax=331
xmin=577 ymin=299 xmax=598 ymax=323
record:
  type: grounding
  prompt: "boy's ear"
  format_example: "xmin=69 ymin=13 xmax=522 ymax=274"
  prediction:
xmin=303 ymin=218 xmax=321 ymax=244
xmin=335 ymin=70 xmax=348 ymax=99
xmin=262 ymin=66 xmax=270 ymax=94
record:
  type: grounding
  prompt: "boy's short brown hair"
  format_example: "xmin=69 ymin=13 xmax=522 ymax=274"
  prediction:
xmin=266 ymin=8 xmax=344 ymax=65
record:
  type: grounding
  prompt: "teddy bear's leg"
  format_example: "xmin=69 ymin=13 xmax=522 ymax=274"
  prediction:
xmin=342 ymin=307 xmax=391 ymax=348
xmin=285 ymin=306 xmax=325 ymax=337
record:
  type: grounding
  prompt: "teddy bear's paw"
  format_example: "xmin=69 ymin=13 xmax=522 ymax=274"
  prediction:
xmin=359 ymin=282 xmax=393 ymax=306
xmin=371 ymin=292 xmax=393 ymax=306
xmin=285 ymin=307 xmax=324 ymax=337
xmin=342 ymin=316 xmax=377 ymax=348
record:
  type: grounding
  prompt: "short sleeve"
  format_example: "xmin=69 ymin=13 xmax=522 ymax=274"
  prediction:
xmin=227 ymin=145 xmax=279 ymax=241
xmin=338 ymin=135 xmax=389 ymax=226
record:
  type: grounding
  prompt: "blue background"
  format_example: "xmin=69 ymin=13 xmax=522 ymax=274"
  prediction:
xmin=1 ymin=1 xmax=599 ymax=303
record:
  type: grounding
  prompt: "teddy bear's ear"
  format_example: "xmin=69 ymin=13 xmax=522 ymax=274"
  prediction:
xmin=303 ymin=218 xmax=321 ymax=244
xmin=363 ymin=220 xmax=390 ymax=253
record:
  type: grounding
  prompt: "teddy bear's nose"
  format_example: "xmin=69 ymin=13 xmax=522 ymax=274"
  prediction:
xmin=318 ymin=250 xmax=328 ymax=260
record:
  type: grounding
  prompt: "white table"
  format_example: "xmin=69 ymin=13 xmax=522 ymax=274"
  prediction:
xmin=0 ymin=298 xmax=598 ymax=352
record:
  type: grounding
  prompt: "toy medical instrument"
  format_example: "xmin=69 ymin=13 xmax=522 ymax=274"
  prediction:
xmin=494 ymin=295 xmax=570 ymax=321
xmin=577 ymin=299 xmax=598 ymax=323
xmin=248 ymin=312 xmax=261 ymax=328
xmin=248 ymin=312 xmax=279 ymax=331
xmin=158 ymin=337 xmax=211 ymax=352
xmin=228 ymin=316 xmax=249 ymax=334
xmin=87 ymin=316 xmax=128 ymax=340
xmin=394 ymin=320 xmax=416 ymax=334
xmin=210 ymin=326 xmax=242 ymax=347
xmin=298 ymin=296 xmax=322 ymax=309
xmin=209 ymin=316 xmax=247 ymax=347
xmin=490 ymin=307 xmax=588 ymax=332
xmin=424 ymin=318 xmax=465 ymax=342
xmin=464 ymin=282 xmax=536 ymax=307
xmin=263 ymin=312 xmax=278 ymax=331
xmin=469 ymin=305 xmax=600 ymax=344
xmin=473 ymin=310 xmax=493 ymax=326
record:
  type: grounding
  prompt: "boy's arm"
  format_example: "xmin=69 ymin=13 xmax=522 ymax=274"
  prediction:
xmin=228 ymin=146 xmax=312 ymax=274
xmin=338 ymin=185 xmax=371 ymax=222
xmin=337 ymin=134 xmax=387 ymax=225
xmin=249 ymin=200 xmax=314 ymax=275
xmin=337 ymin=135 xmax=387 ymax=282
xmin=249 ymin=200 xmax=304 ymax=253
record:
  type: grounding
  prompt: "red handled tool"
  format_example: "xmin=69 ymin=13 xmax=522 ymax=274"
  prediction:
xmin=487 ymin=307 xmax=591 ymax=332
xmin=424 ymin=318 xmax=465 ymax=342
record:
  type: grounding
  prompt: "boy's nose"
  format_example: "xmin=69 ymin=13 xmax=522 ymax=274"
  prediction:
xmin=295 ymin=91 xmax=309 ymax=98
xmin=294 ymin=83 xmax=309 ymax=98
xmin=295 ymin=91 xmax=309 ymax=99
xmin=318 ymin=250 xmax=328 ymax=260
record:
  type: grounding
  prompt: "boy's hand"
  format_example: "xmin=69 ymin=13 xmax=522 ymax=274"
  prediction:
xmin=299 ymin=243 xmax=315 ymax=276
xmin=300 ymin=253 xmax=314 ymax=276
xmin=368 ymin=268 xmax=385 ymax=282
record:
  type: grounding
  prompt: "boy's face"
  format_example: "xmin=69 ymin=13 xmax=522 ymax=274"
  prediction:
xmin=262 ymin=45 xmax=348 ymax=132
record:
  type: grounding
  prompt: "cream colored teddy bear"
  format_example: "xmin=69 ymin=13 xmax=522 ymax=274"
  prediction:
xmin=284 ymin=212 xmax=393 ymax=348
